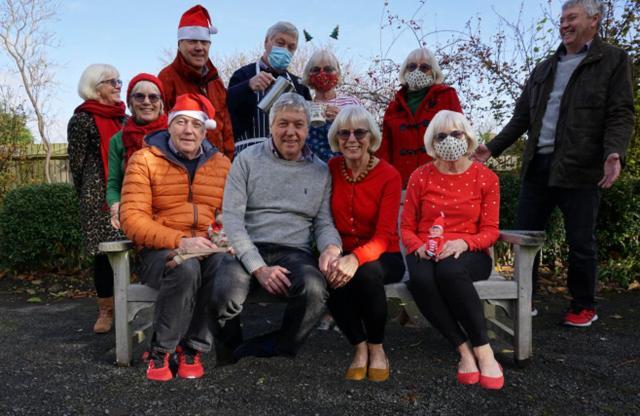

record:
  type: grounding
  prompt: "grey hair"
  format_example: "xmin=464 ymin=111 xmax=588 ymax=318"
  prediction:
xmin=398 ymin=48 xmax=444 ymax=85
xmin=327 ymin=105 xmax=382 ymax=153
xmin=423 ymin=110 xmax=477 ymax=158
xmin=128 ymin=80 xmax=164 ymax=117
xmin=268 ymin=92 xmax=310 ymax=126
xmin=301 ymin=49 xmax=341 ymax=86
xmin=562 ymin=0 xmax=606 ymax=17
xmin=77 ymin=64 xmax=119 ymax=100
xmin=265 ymin=21 xmax=299 ymax=42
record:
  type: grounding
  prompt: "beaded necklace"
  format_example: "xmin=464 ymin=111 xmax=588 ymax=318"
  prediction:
xmin=342 ymin=156 xmax=375 ymax=183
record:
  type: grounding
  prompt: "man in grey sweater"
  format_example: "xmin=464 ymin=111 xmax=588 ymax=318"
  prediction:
xmin=213 ymin=93 xmax=342 ymax=359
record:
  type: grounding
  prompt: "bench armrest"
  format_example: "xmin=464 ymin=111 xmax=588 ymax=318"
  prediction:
xmin=99 ymin=240 xmax=133 ymax=253
xmin=498 ymin=230 xmax=545 ymax=247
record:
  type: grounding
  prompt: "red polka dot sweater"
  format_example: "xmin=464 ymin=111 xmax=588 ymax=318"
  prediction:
xmin=400 ymin=161 xmax=500 ymax=254
xmin=329 ymin=157 xmax=403 ymax=265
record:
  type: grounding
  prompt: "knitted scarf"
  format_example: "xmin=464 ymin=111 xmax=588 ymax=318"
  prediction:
xmin=74 ymin=100 xmax=126 ymax=182
xmin=121 ymin=114 xmax=168 ymax=165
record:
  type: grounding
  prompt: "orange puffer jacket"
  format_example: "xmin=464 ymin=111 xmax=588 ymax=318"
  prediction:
xmin=120 ymin=130 xmax=231 ymax=249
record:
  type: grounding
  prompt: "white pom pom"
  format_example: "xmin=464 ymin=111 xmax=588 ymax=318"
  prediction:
xmin=205 ymin=119 xmax=217 ymax=130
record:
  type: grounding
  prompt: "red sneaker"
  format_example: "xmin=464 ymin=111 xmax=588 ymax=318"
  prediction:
xmin=564 ymin=308 xmax=598 ymax=327
xmin=145 ymin=350 xmax=172 ymax=382
xmin=176 ymin=345 xmax=204 ymax=379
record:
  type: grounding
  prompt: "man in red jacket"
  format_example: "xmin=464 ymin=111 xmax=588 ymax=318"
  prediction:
xmin=159 ymin=5 xmax=235 ymax=160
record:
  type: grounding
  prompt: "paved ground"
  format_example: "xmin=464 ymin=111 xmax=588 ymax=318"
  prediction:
xmin=0 ymin=289 xmax=639 ymax=416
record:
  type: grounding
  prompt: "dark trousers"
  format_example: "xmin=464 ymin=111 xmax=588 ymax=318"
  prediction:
xmin=137 ymin=248 xmax=226 ymax=353
xmin=93 ymin=254 xmax=114 ymax=298
xmin=407 ymin=251 xmax=493 ymax=347
xmin=212 ymin=244 xmax=328 ymax=356
xmin=517 ymin=154 xmax=601 ymax=310
xmin=327 ymin=252 xmax=405 ymax=345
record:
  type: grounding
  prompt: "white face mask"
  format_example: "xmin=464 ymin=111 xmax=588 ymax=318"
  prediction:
xmin=405 ymin=70 xmax=434 ymax=91
xmin=434 ymin=135 xmax=469 ymax=161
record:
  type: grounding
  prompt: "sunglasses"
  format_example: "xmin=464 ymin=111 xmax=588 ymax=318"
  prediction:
xmin=337 ymin=129 xmax=370 ymax=141
xmin=98 ymin=78 xmax=123 ymax=88
xmin=310 ymin=66 xmax=336 ymax=74
xmin=407 ymin=63 xmax=432 ymax=73
xmin=132 ymin=93 xmax=161 ymax=104
xmin=435 ymin=130 xmax=465 ymax=142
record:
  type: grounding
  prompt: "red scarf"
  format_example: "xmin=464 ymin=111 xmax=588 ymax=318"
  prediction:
xmin=74 ymin=100 xmax=126 ymax=182
xmin=121 ymin=114 xmax=168 ymax=165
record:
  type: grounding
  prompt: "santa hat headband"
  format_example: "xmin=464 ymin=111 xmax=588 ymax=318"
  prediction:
xmin=169 ymin=93 xmax=217 ymax=130
xmin=432 ymin=212 xmax=445 ymax=229
xmin=177 ymin=5 xmax=217 ymax=41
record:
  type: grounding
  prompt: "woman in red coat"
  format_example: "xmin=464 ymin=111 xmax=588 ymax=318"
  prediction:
xmin=377 ymin=48 xmax=462 ymax=187
xmin=326 ymin=105 xmax=405 ymax=382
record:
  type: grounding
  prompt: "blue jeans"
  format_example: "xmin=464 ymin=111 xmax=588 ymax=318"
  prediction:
xmin=517 ymin=154 xmax=601 ymax=310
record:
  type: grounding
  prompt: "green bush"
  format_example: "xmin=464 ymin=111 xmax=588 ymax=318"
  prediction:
xmin=0 ymin=183 xmax=85 ymax=272
xmin=496 ymin=172 xmax=640 ymax=287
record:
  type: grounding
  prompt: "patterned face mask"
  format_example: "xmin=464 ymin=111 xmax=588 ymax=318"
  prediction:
xmin=434 ymin=135 xmax=468 ymax=161
xmin=308 ymin=71 xmax=339 ymax=92
xmin=405 ymin=70 xmax=434 ymax=91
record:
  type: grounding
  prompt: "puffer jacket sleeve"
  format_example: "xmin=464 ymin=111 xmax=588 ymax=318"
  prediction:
xmin=120 ymin=150 xmax=187 ymax=249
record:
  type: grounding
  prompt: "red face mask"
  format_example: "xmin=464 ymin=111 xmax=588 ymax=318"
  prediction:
xmin=308 ymin=71 xmax=339 ymax=92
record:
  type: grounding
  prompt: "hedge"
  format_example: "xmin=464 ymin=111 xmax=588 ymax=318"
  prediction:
xmin=0 ymin=183 xmax=86 ymax=272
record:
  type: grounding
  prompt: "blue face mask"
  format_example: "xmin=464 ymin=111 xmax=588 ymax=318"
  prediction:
xmin=268 ymin=46 xmax=293 ymax=71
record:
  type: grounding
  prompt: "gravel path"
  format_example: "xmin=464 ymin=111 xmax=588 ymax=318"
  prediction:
xmin=0 ymin=291 xmax=638 ymax=416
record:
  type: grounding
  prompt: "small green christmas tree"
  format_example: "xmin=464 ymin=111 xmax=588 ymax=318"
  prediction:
xmin=329 ymin=25 xmax=339 ymax=40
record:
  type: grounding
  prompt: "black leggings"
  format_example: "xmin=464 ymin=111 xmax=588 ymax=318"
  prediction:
xmin=406 ymin=251 xmax=492 ymax=348
xmin=327 ymin=252 xmax=405 ymax=345
xmin=93 ymin=254 xmax=114 ymax=298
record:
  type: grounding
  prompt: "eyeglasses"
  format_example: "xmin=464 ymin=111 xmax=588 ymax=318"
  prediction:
xmin=406 ymin=63 xmax=432 ymax=73
xmin=310 ymin=66 xmax=336 ymax=74
xmin=98 ymin=79 xmax=123 ymax=88
xmin=435 ymin=130 xmax=465 ymax=142
xmin=337 ymin=129 xmax=370 ymax=141
xmin=132 ymin=93 xmax=161 ymax=104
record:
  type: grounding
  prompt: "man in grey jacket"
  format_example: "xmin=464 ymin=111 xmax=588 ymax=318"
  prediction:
xmin=213 ymin=93 xmax=342 ymax=359
xmin=474 ymin=0 xmax=634 ymax=327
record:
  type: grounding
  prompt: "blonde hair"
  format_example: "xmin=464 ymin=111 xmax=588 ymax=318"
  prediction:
xmin=398 ymin=48 xmax=444 ymax=85
xmin=423 ymin=110 xmax=477 ymax=158
xmin=327 ymin=105 xmax=382 ymax=153
xmin=77 ymin=64 xmax=119 ymax=100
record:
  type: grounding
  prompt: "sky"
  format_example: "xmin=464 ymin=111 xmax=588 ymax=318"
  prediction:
xmin=0 ymin=0 xmax=558 ymax=142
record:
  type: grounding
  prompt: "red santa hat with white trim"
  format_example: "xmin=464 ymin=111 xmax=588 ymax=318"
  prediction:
xmin=432 ymin=212 xmax=445 ymax=230
xmin=177 ymin=5 xmax=217 ymax=41
xmin=168 ymin=93 xmax=217 ymax=130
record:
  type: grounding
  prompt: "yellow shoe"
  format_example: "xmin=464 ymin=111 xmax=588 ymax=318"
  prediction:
xmin=345 ymin=366 xmax=367 ymax=381
xmin=367 ymin=359 xmax=390 ymax=382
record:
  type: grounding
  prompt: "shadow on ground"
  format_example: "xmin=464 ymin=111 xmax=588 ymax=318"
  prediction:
xmin=0 ymin=290 xmax=638 ymax=416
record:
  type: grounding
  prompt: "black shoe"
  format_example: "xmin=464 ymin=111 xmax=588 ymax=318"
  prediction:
xmin=232 ymin=334 xmax=278 ymax=361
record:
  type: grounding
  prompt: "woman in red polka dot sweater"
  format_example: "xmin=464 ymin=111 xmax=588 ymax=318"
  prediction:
xmin=400 ymin=110 xmax=504 ymax=390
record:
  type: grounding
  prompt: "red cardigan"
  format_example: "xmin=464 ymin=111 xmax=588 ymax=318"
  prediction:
xmin=377 ymin=84 xmax=462 ymax=187
xmin=400 ymin=162 xmax=500 ymax=254
xmin=329 ymin=157 xmax=402 ymax=265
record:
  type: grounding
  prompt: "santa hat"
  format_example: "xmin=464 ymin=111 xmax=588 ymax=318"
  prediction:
xmin=432 ymin=212 xmax=445 ymax=230
xmin=177 ymin=5 xmax=217 ymax=41
xmin=126 ymin=73 xmax=166 ymax=103
xmin=168 ymin=93 xmax=217 ymax=130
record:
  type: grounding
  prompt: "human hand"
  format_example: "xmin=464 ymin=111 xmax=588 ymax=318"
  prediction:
xmin=326 ymin=254 xmax=358 ymax=289
xmin=110 ymin=202 xmax=120 ymax=229
xmin=249 ymin=72 xmax=276 ymax=92
xmin=436 ymin=239 xmax=469 ymax=261
xmin=178 ymin=237 xmax=218 ymax=252
xmin=414 ymin=244 xmax=431 ymax=260
xmin=598 ymin=153 xmax=621 ymax=189
xmin=253 ymin=265 xmax=291 ymax=295
xmin=319 ymin=245 xmax=341 ymax=276
xmin=471 ymin=144 xmax=492 ymax=163
xmin=324 ymin=105 xmax=340 ymax=121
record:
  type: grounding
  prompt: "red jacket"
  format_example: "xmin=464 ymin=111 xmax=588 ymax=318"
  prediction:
xmin=159 ymin=53 xmax=235 ymax=161
xmin=377 ymin=84 xmax=462 ymax=187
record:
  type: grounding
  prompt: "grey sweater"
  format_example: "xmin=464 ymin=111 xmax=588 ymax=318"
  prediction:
xmin=222 ymin=141 xmax=342 ymax=273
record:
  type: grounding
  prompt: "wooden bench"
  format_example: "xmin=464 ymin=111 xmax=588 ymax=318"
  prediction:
xmin=100 ymin=230 xmax=543 ymax=367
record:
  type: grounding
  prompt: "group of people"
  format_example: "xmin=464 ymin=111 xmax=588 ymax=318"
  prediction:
xmin=67 ymin=0 xmax=633 ymax=390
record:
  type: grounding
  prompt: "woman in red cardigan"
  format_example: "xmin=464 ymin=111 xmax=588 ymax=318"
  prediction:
xmin=400 ymin=110 xmax=504 ymax=390
xmin=326 ymin=105 xmax=404 ymax=382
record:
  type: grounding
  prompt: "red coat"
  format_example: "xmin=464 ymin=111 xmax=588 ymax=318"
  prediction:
xmin=159 ymin=53 xmax=235 ymax=161
xmin=377 ymin=84 xmax=462 ymax=187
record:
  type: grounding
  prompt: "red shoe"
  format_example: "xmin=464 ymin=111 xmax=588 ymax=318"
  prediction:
xmin=176 ymin=345 xmax=205 ymax=379
xmin=144 ymin=350 xmax=172 ymax=382
xmin=563 ymin=308 xmax=598 ymax=327
xmin=480 ymin=364 xmax=504 ymax=390
xmin=457 ymin=370 xmax=480 ymax=385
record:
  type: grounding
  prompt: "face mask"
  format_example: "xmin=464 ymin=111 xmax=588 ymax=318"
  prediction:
xmin=268 ymin=46 xmax=293 ymax=71
xmin=434 ymin=136 xmax=468 ymax=161
xmin=308 ymin=71 xmax=339 ymax=92
xmin=405 ymin=70 xmax=434 ymax=91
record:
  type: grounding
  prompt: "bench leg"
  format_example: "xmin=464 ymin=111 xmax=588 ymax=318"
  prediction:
xmin=107 ymin=250 xmax=133 ymax=366
xmin=513 ymin=244 xmax=540 ymax=364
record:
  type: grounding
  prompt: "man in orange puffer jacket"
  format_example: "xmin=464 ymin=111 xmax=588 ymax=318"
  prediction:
xmin=120 ymin=94 xmax=230 ymax=382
